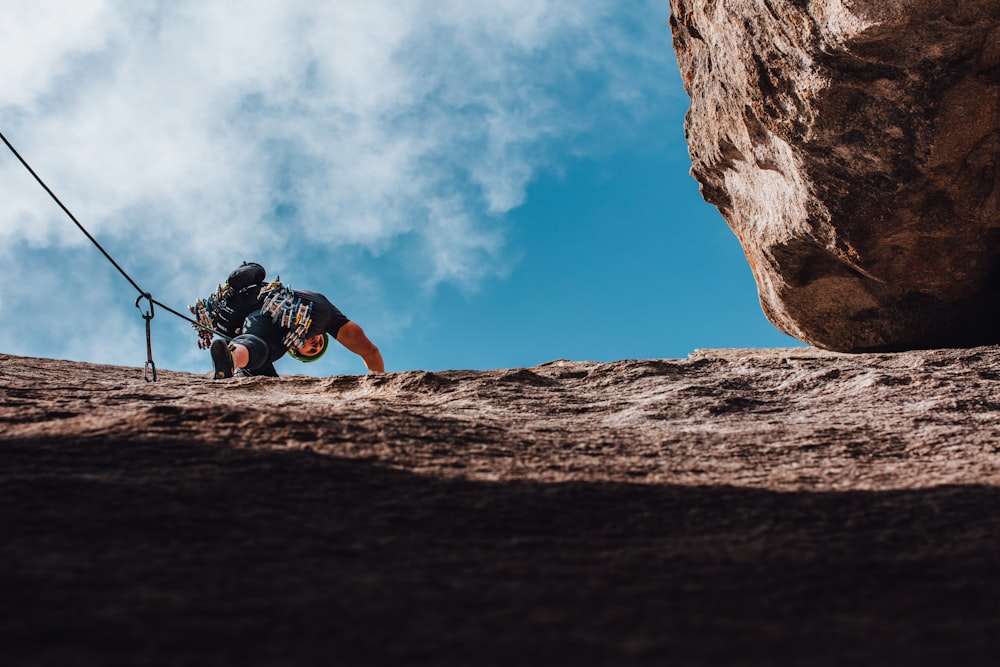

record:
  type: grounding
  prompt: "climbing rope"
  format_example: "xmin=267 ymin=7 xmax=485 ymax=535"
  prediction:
xmin=0 ymin=129 xmax=230 ymax=381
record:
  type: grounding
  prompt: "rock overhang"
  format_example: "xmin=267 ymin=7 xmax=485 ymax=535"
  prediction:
xmin=670 ymin=0 xmax=1000 ymax=351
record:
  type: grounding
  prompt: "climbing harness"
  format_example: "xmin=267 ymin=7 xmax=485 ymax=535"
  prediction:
xmin=0 ymin=129 xmax=228 ymax=381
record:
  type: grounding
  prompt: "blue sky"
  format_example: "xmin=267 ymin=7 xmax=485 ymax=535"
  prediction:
xmin=0 ymin=1 xmax=801 ymax=376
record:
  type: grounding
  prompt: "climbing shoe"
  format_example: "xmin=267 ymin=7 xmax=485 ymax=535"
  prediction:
xmin=210 ymin=339 xmax=234 ymax=379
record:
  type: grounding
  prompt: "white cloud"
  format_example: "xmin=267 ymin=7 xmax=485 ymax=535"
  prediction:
xmin=0 ymin=0 xmax=672 ymax=371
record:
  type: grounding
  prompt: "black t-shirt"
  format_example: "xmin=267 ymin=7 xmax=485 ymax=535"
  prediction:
xmin=293 ymin=290 xmax=350 ymax=339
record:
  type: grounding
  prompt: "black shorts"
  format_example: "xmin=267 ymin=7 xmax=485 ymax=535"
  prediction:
xmin=232 ymin=310 xmax=287 ymax=374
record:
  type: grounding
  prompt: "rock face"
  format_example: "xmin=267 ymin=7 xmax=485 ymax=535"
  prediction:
xmin=4 ymin=351 xmax=1000 ymax=664
xmin=670 ymin=0 xmax=1000 ymax=351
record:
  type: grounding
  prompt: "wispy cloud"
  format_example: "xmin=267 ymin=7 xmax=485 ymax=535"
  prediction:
xmin=0 ymin=0 xmax=672 ymax=369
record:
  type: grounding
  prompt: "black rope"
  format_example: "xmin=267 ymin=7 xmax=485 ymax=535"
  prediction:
xmin=1 ymin=130 xmax=148 ymax=295
xmin=0 ymin=129 xmax=230 ymax=379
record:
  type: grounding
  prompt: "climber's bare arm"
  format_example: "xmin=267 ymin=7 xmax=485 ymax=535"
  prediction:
xmin=336 ymin=321 xmax=385 ymax=373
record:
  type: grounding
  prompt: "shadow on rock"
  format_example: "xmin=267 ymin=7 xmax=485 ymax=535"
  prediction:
xmin=2 ymin=436 xmax=999 ymax=666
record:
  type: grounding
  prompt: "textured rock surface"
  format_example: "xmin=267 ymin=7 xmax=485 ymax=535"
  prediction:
xmin=670 ymin=0 xmax=1000 ymax=351
xmin=4 ymin=350 xmax=1000 ymax=664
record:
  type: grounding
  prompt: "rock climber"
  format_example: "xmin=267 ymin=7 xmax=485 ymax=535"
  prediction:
xmin=191 ymin=262 xmax=384 ymax=378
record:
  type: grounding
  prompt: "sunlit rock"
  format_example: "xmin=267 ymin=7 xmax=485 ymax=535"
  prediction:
xmin=670 ymin=0 xmax=1000 ymax=350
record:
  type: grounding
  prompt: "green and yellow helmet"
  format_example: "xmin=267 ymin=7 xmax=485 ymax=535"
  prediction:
xmin=288 ymin=332 xmax=329 ymax=363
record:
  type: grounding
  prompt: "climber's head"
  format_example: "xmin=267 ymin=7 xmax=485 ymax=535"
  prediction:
xmin=290 ymin=332 xmax=328 ymax=362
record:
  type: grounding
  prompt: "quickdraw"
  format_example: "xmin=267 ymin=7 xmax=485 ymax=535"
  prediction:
xmin=189 ymin=283 xmax=235 ymax=349
xmin=260 ymin=280 xmax=314 ymax=351
xmin=136 ymin=293 xmax=157 ymax=382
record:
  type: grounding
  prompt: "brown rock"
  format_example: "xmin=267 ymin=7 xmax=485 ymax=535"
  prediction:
xmin=670 ymin=0 xmax=1000 ymax=351
xmin=4 ymin=350 xmax=1000 ymax=663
